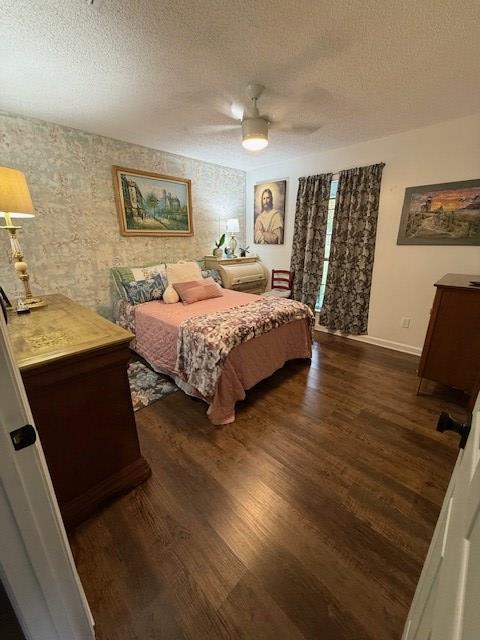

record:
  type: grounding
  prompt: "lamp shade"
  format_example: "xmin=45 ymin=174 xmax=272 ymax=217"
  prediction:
xmin=0 ymin=167 xmax=34 ymax=219
xmin=226 ymin=218 xmax=240 ymax=233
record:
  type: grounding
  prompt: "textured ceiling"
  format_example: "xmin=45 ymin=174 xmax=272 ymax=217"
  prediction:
xmin=1 ymin=0 xmax=480 ymax=170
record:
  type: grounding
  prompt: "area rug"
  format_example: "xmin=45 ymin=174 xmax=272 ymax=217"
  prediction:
xmin=127 ymin=361 xmax=178 ymax=412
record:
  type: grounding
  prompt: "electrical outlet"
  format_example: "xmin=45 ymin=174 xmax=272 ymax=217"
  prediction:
xmin=401 ymin=317 xmax=411 ymax=328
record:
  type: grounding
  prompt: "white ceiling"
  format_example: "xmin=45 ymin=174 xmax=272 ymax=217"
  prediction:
xmin=1 ymin=0 xmax=479 ymax=170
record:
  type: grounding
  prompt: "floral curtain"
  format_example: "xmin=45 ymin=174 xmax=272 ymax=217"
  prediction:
xmin=290 ymin=173 xmax=333 ymax=310
xmin=319 ymin=163 xmax=385 ymax=335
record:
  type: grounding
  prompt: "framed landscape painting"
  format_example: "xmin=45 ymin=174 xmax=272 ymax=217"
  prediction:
xmin=397 ymin=179 xmax=480 ymax=245
xmin=253 ymin=179 xmax=286 ymax=244
xmin=113 ymin=166 xmax=193 ymax=237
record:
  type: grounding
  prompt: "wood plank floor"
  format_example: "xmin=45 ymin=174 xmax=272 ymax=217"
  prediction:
xmin=69 ymin=332 xmax=464 ymax=640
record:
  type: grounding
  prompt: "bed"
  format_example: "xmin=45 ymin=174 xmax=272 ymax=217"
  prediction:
xmin=113 ymin=267 xmax=313 ymax=424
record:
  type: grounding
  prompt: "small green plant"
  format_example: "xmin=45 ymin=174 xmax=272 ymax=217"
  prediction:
xmin=239 ymin=245 xmax=250 ymax=257
xmin=213 ymin=233 xmax=225 ymax=254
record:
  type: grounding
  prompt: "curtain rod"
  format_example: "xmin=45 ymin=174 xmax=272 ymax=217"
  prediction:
xmin=299 ymin=162 xmax=385 ymax=181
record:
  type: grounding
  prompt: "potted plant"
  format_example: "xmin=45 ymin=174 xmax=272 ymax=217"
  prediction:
xmin=213 ymin=233 xmax=225 ymax=258
xmin=239 ymin=245 xmax=250 ymax=257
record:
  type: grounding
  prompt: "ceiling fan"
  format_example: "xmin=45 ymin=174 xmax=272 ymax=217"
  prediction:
xmin=194 ymin=83 xmax=321 ymax=151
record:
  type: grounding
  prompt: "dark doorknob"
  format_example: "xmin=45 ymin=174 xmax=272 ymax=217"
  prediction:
xmin=437 ymin=412 xmax=471 ymax=449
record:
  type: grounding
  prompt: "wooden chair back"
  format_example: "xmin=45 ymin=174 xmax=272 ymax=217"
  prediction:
xmin=271 ymin=269 xmax=293 ymax=291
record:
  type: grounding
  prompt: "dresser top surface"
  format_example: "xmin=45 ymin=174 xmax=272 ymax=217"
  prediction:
xmin=8 ymin=294 xmax=133 ymax=370
xmin=204 ymin=255 xmax=259 ymax=264
xmin=435 ymin=273 xmax=480 ymax=290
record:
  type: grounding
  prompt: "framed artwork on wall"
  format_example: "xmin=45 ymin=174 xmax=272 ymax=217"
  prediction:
xmin=397 ymin=178 xmax=480 ymax=245
xmin=254 ymin=179 xmax=286 ymax=244
xmin=112 ymin=166 xmax=193 ymax=237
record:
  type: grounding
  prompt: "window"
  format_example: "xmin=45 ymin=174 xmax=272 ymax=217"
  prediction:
xmin=315 ymin=179 xmax=338 ymax=311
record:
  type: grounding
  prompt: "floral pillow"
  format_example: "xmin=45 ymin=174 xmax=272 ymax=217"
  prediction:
xmin=111 ymin=262 xmax=165 ymax=302
xmin=121 ymin=273 xmax=166 ymax=305
xmin=201 ymin=268 xmax=222 ymax=286
xmin=131 ymin=263 xmax=166 ymax=281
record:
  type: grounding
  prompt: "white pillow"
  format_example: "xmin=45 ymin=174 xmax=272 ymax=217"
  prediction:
xmin=166 ymin=261 xmax=202 ymax=285
xmin=163 ymin=284 xmax=180 ymax=304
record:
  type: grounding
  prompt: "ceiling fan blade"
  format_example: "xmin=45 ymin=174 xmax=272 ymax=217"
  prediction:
xmin=260 ymin=84 xmax=332 ymax=128
xmin=229 ymin=103 xmax=245 ymax=121
xmin=191 ymin=124 xmax=241 ymax=134
xmin=269 ymin=121 xmax=321 ymax=134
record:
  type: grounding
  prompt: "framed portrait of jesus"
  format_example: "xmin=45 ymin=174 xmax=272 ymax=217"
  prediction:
xmin=253 ymin=179 xmax=286 ymax=245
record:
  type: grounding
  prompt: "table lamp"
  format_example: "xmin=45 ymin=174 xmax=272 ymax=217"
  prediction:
xmin=225 ymin=218 xmax=240 ymax=256
xmin=0 ymin=166 xmax=45 ymax=308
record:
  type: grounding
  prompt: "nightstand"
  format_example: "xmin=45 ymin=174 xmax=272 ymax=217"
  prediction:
xmin=204 ymin=255 xmax=268 ymax=294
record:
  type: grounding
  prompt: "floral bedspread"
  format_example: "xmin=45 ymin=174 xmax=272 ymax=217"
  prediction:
xmin=176 ymin=297 xmax=314 ymax=399
xmin=114 ymin=299 xmax=137 ymax=348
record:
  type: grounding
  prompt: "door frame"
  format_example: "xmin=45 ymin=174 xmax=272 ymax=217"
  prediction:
xmin=0 ymin=310 xmax=94 ymax=640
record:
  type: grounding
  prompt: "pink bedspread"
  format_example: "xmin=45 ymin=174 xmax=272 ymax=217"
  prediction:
xmin=133 ymin=289 xmax=312 ymax=424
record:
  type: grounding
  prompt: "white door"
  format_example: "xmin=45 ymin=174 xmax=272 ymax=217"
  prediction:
xmin=403 ymin=392 xmax=480 ymax=639
xmin=0 ymin=310 xmax=95 ymax=640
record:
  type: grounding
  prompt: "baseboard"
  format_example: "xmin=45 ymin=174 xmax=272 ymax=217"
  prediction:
xmin=314 ymin=324 xmax=422 ymax=356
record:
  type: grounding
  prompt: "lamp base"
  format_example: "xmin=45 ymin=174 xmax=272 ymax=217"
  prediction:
xmin=229 ymin=234 xmax=238 ymax=257
xmin=2 ymin=221 xmax=46 ymax=310
xmin=24 ymin=296 xmax=47 ymax=310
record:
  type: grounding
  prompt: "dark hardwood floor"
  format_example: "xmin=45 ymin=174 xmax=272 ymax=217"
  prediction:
xmin=69 ymin=332 xmax=463 ymax=640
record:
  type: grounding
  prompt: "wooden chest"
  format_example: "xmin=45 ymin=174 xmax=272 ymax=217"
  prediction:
xmin=8 ymin=294 xmax=150 ymax=528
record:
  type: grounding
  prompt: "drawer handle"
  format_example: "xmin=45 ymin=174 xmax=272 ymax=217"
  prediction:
xmin=437 ymin=412 xmax=471 ymax=449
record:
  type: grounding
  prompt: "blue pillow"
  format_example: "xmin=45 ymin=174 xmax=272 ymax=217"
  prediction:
xmin=121 ymin=273 xmax=166 ymax=305
xmin=201 ymin=268 xmax=223 ymax=286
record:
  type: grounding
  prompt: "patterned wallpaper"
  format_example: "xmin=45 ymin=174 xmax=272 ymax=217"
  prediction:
xmin=0 ymin=110 xmax=245 ymax=315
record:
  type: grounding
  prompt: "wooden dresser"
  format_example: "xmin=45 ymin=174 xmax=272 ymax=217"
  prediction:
xmin=8 ymin=294 xmax=151 ymax=528
xmin=204 ymin=255 xmax=268 ymax=294
xmin=419 ymin=274 xmax=480 ymax=408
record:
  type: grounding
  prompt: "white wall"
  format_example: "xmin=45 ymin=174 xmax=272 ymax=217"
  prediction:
xmin=246 ymin=113 xmax=480 ymax=352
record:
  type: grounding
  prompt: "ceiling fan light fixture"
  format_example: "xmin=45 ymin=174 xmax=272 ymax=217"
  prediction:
xmin=242 ymin=137 xmax=268 ymax=151
xmin=242 ymin=117 xmax=268 ymax=151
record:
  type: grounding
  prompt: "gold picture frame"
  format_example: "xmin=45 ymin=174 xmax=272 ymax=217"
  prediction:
xmin=112 ymin=165 xmax=193 ymax=237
